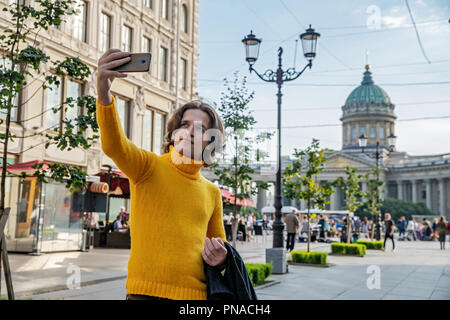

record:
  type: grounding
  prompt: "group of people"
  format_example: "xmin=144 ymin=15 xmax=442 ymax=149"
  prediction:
xmin=282 ymin=209 xmax=450 ymax=252
xmin=223 ymin=212 xmax=271 ymax=242
xmin=399 ymin=216 xmax=449 ymax=249
xmin=113 ymin=207 xmax=130 ymax=233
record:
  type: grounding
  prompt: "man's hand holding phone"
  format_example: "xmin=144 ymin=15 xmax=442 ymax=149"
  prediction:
xmin=97 ymin=49 xmax=131 ymax=106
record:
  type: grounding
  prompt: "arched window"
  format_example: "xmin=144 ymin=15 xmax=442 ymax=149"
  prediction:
xmin=181 ymin=4 xmax=188 ymax=33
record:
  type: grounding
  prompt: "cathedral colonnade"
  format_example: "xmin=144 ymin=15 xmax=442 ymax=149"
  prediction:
xmin=391 ymin=178 xmax=449 ymax=219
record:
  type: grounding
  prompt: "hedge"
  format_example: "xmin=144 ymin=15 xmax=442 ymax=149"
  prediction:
xmin=245 ymin=263 xmax=273 ymax=286
xmin=356 ymin=240 xmax=384 ymax=250
xmin=331 ymin=243 xmax=366 ymax=256
xmin=290 ymin=250 xmax=328 ymax=265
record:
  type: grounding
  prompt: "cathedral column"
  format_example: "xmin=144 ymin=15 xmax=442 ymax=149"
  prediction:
xmin=426 ymin=179 xmax=433 ymax=210
xmin=331 ymin=187 xmax=339 ymax=210
xmin=397 ymin=180 xmax=404 ymax=201
xmin=257 ymin=184 xmax=267 ymax=212
xmin=439 ymin=178 xmax=446 ymax=217
xmin=411 ymin=179 xmax=418 ymax=203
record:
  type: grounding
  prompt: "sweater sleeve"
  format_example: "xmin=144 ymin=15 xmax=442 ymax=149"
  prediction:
xmin=96 ymin=97 xmax=157 ymax=183
xmin=207 ymin=187 xmax=226 ymax=242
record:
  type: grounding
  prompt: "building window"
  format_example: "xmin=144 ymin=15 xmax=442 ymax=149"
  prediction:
xmin=72 ymin=0 xmax=88 ymax=42
xmin=153 ymin=112 xmax=165 ymax=155
xmin=159 ymin=46 xmax=168 ymax=82
xmin=142 ymin=36 xmax=152 ymax=54
xmin=0 ymin=57 xmax=19 ymax=122
xmin=115 ymin=97 xmax=130 ymax=138
xmin=181 ymin=4 xmax=188 ymax=33
xmin=386 ymin=125 xmax=391 ymax=138
xmin=65 ymin=80 xmax=82 ymax=134
xmin=46 ymin=77 xmax=84 ymax=132
xmin=99 ymin=12 xmax=111 ymax=52
xmin=370 ymin=126 xmax=376 ymax=138
xmin=46 ymin=80 xmax=63 ymax=131
xmin=180 ymin=58 xmax=187 ymax=90
xmin=121 ymin=25 xmax=133 ymax=52
xmin=142 ymin=108 xmax=153 ymax=151
xmin=379 ymin=126 xmax=385 ymax=139
xmin=359 ymin=126 xmax=366 ymax=138
xmin=162 ymin=0 xmax=170 ymax=21
xmin=351 ymin=127 xmax=357 ymax=140
xmin=143 ymin=0 xmax=152 ymax=8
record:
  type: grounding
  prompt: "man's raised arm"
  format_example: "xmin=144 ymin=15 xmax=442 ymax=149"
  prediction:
xmin=96 ymin=49 xmax=156 ymax=182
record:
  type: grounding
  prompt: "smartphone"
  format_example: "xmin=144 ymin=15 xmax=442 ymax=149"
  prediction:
xmin=112 ymin=53 xmax=151 ymax=73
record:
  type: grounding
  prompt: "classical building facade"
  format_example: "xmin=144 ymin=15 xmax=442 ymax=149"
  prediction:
xmin=1 ymin=0 xmax=199 ymax=171
xmin=1 ymin=0 xmax=200 ymax=252
xmin=204 ymin=64 xmax=450 ymax=219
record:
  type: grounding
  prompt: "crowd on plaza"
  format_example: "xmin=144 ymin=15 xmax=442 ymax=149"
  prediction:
xmin=223 ymin=210 xmax=450 ymax=251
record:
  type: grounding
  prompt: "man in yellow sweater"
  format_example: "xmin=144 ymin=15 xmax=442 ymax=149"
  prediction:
xmin=97 ymin=49 xmax=227 ymax=300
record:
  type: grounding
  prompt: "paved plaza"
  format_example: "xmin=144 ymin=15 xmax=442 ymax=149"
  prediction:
xmin=1 ymin=234 xmax=449 ymax=300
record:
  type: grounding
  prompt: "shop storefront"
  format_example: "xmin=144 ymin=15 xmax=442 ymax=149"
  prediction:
xmin=4 ymin=160 xmax=84 ymax=253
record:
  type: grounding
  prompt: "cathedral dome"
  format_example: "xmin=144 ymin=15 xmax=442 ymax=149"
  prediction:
xmin=345 ymin=67 xmax=391 ymax=105
xmin=341 ymin=65 xmax=396 ymax=152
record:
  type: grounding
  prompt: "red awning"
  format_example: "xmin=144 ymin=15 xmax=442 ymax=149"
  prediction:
xmin=94 ymin=171 xmax=130 ymax=199
xmin=220 ymin=188 xmax=254 ymax=207
xmin=0 ymin=160 xmax=51 ymax=173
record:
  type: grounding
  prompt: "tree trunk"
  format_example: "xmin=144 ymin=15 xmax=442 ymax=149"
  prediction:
xmin=307 ymin=198 xmax=311 ymax=253
xmin=231 ymin=217 xmax=237 ymax=248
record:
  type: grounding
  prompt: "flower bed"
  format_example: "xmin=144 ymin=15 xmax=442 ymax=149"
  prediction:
xmin=290 ymin=250 xmax=328 ymax=265
xmin=330 ymin=243 xmax=366 ymax=256
xmin=356 ymin=240 xmax=384 ymax=250
xmin=245 ymin=263 xmax=273 ymax=286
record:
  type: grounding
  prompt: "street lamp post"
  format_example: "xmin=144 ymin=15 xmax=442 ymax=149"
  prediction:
xmin=242 ymin=26 xmax=320 ymax=270
xmin=359 ymin=133 xmax=397 ymax=240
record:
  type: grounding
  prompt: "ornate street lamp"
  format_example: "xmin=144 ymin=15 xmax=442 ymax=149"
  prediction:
xmin=242 ymin=25 xmax=320 ymax=273
xmin=359 ymin=134 xmax=368 ymax=153
xmin=358 ymin=133 xmax=396 ymax=240
xmin=242 ymin=30 xmax=261 ymax=66
xmin=388 ymin=133 xmax=397 ymax=151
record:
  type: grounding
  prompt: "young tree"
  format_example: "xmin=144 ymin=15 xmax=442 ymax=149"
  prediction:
xmin=0 ymin=1 xmax=99 ymax=299
xmin=335 ymin=166 xmax=366 ymax=243
xmin=212 ymin=72 xmax=272 ymax=247
xmin=283 ymin=139 xmax=334 ymax=252
xmin=363 ymin=165 xmax=385 ymax=240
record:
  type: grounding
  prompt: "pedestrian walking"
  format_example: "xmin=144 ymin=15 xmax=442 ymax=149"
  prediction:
xmin=262 ymin=214 xmax=269 ymax=235
xmin=285 ymin=209 xmax=299 ymax=251
xmin=318 ymin=214 xmax=326 ymax=239
xmin=300 ymin=215 xmax=309 ymax=242
xmin=97 ymin=49 xmax=227 ymax=300
xmin=406 ymin=217 xmax=417 ymax=241
xmin=361 ymin=216 xmax=370 ymax=239
xmin=437 ymin=217 xmax=447 ymax=250
xmin=397 ymin=216 xmax=407 ymax=240
xmin=238 ymin=215 xmax=247 ymax=242
xmin=383 ymin=213 xmax=395 ymax=251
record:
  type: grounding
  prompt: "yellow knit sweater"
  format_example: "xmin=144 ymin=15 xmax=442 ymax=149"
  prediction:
xmin=96 ymin=97 xmax=226 ymax=300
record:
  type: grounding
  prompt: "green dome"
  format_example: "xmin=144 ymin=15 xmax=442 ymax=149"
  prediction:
xmin=345 ymin=68 xmax=391 ymax=105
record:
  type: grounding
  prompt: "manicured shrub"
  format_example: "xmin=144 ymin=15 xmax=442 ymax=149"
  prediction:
xmin=331 ymin=243 xmax=366 ymax=256
xmin=290 ymin=250 xmax=328 ymax=265
xmin=356 ymin=240 xmax=384 ymax=250
xmin=245 ymin=263 xmax=273 ymax=286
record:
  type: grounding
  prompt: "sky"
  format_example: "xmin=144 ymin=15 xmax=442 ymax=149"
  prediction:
xmin=196 ymin=0 xmax=450 ymax=161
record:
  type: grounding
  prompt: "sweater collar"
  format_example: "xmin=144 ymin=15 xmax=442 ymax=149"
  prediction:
xmin=166 ymin=145 xmax=204 ymax=179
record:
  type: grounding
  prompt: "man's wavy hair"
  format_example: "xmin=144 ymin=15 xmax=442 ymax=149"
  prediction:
xmin=163 ymin=101 xmax=225 ymax=167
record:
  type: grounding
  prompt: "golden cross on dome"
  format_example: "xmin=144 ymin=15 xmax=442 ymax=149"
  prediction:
xmin=365 ymin=50 xmax=371 ymax=71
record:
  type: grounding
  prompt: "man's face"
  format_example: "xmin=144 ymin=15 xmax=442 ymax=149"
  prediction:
xmin=173 ymin=109 xmax=211 ymax=161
